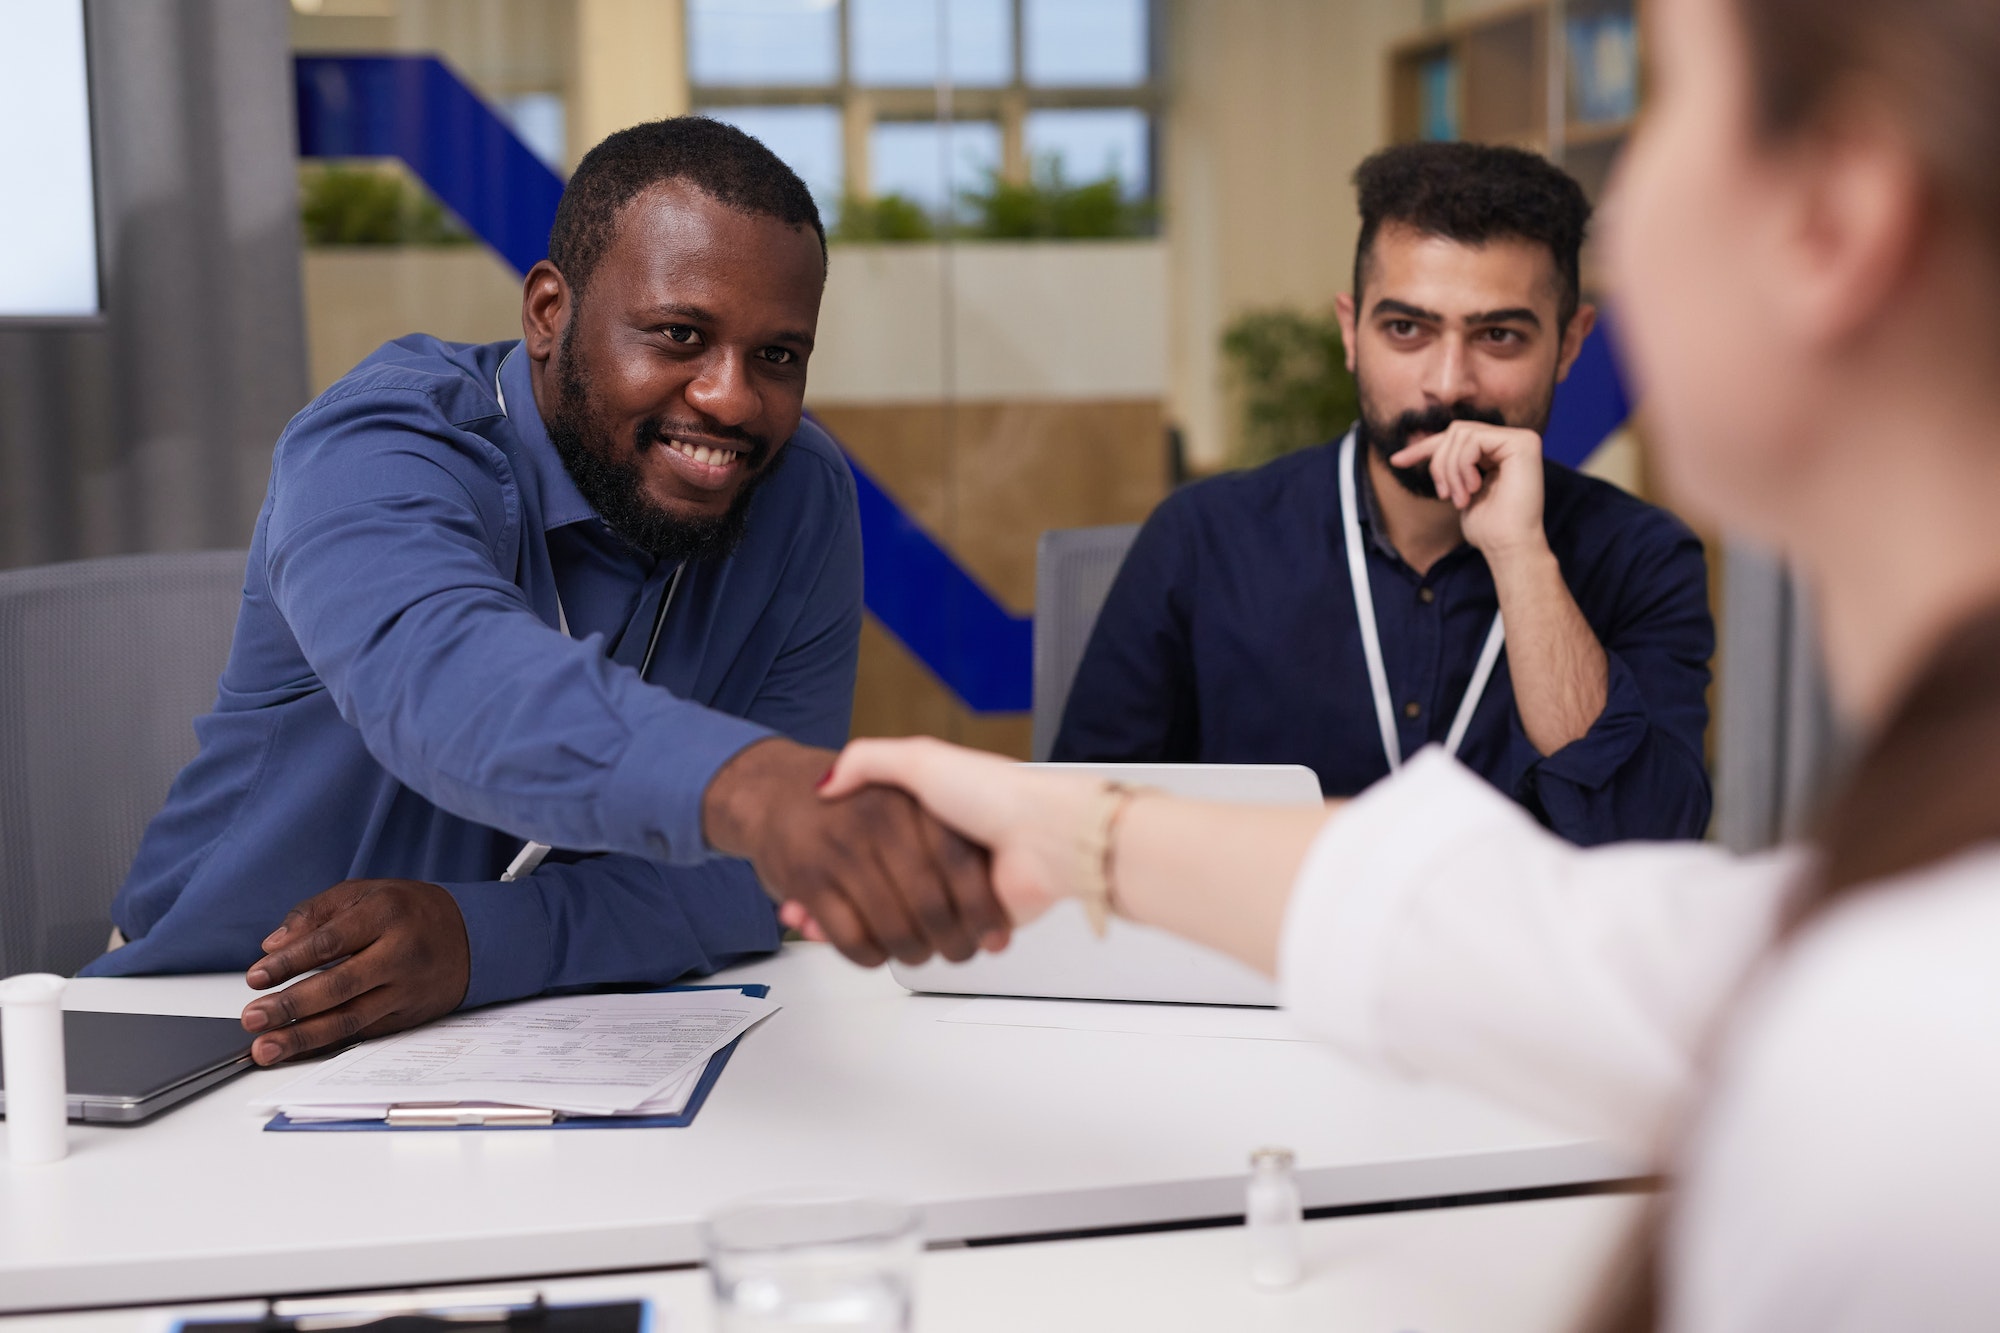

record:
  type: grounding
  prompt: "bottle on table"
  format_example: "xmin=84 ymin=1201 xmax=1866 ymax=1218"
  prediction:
xmin=0 ymin=972 xmax=70 ymax=1165
xmin=1246 ymin=1145 xmax=1303 ymax=1289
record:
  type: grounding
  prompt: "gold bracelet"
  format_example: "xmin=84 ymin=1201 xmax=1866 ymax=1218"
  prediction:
xmin=1079 ymin=781 xmax=1144 ymax=938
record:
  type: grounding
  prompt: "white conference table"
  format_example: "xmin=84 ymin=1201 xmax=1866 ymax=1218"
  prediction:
xmin=0 ymin=944 xmax=1641 ymax=1314
xmin=0 ymin=1192 xmax=1648 ymax=1333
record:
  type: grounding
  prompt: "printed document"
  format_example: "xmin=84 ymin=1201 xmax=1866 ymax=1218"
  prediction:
xmin=257 ymin=990 xmax=779 ymax=1117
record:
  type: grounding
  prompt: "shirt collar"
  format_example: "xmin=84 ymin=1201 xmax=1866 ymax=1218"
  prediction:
xmin=498 ymin=342 xmax=599 ymax=532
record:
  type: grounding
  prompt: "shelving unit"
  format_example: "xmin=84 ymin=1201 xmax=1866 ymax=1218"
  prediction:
xmin=1388 ymin=0 xmax=1639 ymax=204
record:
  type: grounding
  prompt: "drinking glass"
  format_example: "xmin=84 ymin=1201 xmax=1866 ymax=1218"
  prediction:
xmin=702 ymin=1194 xmax=921 ymax=1333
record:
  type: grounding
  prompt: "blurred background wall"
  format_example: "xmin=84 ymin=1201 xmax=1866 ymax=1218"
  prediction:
xmin=0 ymin=0 xmax=308 ymax=570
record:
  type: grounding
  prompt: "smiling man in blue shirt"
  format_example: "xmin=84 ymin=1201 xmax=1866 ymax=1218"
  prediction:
xmin=1055 ymin=143 xmax=1714 ymax=844
xmin=82 ymin=119 xmax=1007 ymax=1063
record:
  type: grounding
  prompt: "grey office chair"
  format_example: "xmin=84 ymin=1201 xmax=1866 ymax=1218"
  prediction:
xmin=1031 ymin=524 xmax=1140 ymax=761
xmin=0 ymin=551 xmax=247 ymax=976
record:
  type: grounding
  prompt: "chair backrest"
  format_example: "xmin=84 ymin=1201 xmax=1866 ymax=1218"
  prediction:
xmin=1032 ymin=524 xmax=1140 ymax=762
xmin=0 ymin=551 xmax=247 ymax=976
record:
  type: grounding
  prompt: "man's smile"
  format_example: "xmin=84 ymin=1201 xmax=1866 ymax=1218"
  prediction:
xmin=643 ymin=432 xmax=761 ymax=495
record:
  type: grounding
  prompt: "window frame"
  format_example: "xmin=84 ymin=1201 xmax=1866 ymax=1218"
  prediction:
xmin=688 ymin=0 xmax=1164 ymax=205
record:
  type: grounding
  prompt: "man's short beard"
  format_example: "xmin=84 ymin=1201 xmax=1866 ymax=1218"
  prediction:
xmin=544 ymin=322 xmax=784 ymax=564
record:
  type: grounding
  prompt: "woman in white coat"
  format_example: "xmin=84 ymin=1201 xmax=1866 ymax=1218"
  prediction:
xmin=811 ymin=0 xmax=2000 ymax=1326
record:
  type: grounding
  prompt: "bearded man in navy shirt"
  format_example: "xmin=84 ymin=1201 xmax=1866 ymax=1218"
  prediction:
xmin=1055 ymin=143 xmax=1714 ymax=844
xmin=83 ymin=118 xmax=1009 ymax=1064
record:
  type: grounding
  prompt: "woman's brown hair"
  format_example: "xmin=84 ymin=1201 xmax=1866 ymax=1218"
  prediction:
xmin=1585 ymin=4 xmax=2000 ymax=1323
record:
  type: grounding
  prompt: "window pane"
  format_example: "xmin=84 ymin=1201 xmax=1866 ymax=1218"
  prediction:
xmin=1024 ymin=107 xmax=1149 ymax=195
xmin=1023 ymin=0 xmax=1148 ymax=86
xmin=850 ymin=0 xmax=1012 ymax=88
xmin=688 ymin=0 xmax=839 ymax=86
xmin=869 ymin=119 xmax=1002 ymax=218
xmin=499 ymin=93 xmax=566 ymax=172
xmin=698 ymin=105 xmax=844 ymax=214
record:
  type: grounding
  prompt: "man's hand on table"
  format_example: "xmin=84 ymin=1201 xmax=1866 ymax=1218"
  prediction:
xmin=239 ymin=879 xmax=470 ymax=1066
xmin=704 ymin=737 xmax=1010 ymax=969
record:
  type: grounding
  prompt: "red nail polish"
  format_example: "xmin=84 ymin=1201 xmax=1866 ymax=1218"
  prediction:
xmin=815 ymin=766 xmax=835 ymax=789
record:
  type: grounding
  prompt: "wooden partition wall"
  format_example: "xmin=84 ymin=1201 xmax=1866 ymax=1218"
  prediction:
xmin=819 ymin=397 xmax=1168 ymax=758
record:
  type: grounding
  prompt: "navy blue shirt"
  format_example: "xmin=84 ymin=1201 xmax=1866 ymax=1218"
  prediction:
xmin=82 ymin=337 xmax=863 ymax=1005
xmin=1054 ymin=434 xmax=1713 ymax=845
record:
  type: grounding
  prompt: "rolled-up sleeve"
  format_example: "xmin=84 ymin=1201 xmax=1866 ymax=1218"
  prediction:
xmin=264 ymin=385 xmax=771 ymax=865
xmin=1516 ymin=517 xmax=1715 ymax=845
xmin=1280 ymin=748 xmax=1798 ymax=1153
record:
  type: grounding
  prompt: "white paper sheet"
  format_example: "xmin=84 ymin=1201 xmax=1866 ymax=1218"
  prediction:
xmin=258 ymin=991 xmax=778 ymax=1117
xmin=273 ymin=1064 xmax=709 ymax=1124
xmin=939 ymin=997 xmax=1322 ymax=1044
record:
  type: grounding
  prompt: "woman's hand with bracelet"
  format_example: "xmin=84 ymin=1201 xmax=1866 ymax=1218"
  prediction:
xmin=813 ymin=738 xmax=1110 ymax=931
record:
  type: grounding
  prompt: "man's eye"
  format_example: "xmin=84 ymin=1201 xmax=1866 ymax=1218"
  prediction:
xmin=662 ymin=325 xmax=701 ymax=345
xmin=758 ymin=347 xmax=796 ymax=365
xmin=1385 ymin=320 xmax=1419 ymax=338
xmin=1482 ymin=328 xmax=1523 ymax=345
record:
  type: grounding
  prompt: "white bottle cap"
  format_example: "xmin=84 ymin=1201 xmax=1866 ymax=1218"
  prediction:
xmin=0 ymin=973 xmax=66 ymax=1007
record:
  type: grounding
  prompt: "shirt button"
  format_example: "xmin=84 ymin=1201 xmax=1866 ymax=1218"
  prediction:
xmin=1404 ymin=701 xmax=1422 ymax=719
xmin=1418 ymin=587 xmax=1435 ymax=604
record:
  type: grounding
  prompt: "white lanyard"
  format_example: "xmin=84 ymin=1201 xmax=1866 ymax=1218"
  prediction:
xmin=495 ymin=360 xmax=685 ymax=880
xmin=1337 ymin=428 xmax=1506 ymax=771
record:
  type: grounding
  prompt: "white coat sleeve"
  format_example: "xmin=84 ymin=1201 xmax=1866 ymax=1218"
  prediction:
xmin=1278 ymin=748 xmax=1802 ymax=1154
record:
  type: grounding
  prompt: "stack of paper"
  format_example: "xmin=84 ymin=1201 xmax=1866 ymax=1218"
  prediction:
xmin=254 ymin=990 xmax=780 ymax=1122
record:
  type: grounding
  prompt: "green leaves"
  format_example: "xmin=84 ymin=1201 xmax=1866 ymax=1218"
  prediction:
xmin=828 ymin=155 xmax=1153 ymax=244
xmin=832 ymin=191 xmax=938 ymax=242
xmin=1221 ymin=309 xmax=1360 ymax=468
xmin=299 ymin=164 xmax=473 ymax=247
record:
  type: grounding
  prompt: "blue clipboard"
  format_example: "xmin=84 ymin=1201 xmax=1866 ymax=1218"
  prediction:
xmin=262 ymin=983 xmax=769 ymax=1133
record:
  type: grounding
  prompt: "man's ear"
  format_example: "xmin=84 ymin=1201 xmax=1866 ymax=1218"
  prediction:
xmin=1554 ymin=302 xmax=1598 ymax=382
xmin=1335 ymin=292 xmax=1360 ymax=374
xmin=521 ymin=260 xmax=570 ymax=363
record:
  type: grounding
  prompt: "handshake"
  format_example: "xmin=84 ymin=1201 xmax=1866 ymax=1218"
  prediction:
xmin=701 ymin=735 xmax=1020 ymax=968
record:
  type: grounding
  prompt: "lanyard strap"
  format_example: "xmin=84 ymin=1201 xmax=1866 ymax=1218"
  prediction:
xmin=496 ymin=358 xmax=684 ymax=881
xmin=1337 ymin=429 xmax=1505 ymax=771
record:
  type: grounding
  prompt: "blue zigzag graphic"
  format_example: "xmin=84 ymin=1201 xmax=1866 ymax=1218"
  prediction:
xmin=294 ymin=54 xmax=1632 ymax=715
xmin=294 ymin=53 xmax=1033 ymax=712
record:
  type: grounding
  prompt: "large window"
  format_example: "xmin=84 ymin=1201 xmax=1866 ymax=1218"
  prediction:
xmin=689 ymin=0 xmax=1158 ymax=225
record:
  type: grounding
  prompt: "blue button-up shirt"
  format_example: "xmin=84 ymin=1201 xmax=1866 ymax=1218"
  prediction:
xmin=1053 ymin=435 xmax=1713 ymax=845
xmin=82 ymin=336 xmax=863 ymax=1005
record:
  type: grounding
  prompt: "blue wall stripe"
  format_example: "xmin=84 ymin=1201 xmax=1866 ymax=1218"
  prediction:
xmin=291 ymin=54 xmax=1635 ymax=718
xmin=1544 ymin=316 xmax=1633 ymax=470
xmin=295 ymin=55 xmax=564 ymax=276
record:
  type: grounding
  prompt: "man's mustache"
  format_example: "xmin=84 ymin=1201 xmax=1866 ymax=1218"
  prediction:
xmin=1385 ymin=402 xmax=1507 ymax=443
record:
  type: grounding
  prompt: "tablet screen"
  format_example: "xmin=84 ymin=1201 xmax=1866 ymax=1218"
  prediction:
xmin=0 ymin=1010 xmax=252 ymax=1105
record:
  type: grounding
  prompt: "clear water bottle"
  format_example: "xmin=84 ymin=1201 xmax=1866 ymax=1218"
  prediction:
xmin=1246 ymin=1146 xmax=1303 ymax=1289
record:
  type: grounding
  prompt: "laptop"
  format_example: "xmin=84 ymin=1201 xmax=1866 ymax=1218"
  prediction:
xmin=891 ymin=763 xmax=1324 ymax=1007
xmin=0 ymin=1010 xmax=256 ymax=1124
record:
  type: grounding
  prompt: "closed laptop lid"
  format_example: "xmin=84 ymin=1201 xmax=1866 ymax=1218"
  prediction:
xmin=0 ymin=1010 xmax=253 ymax=1111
